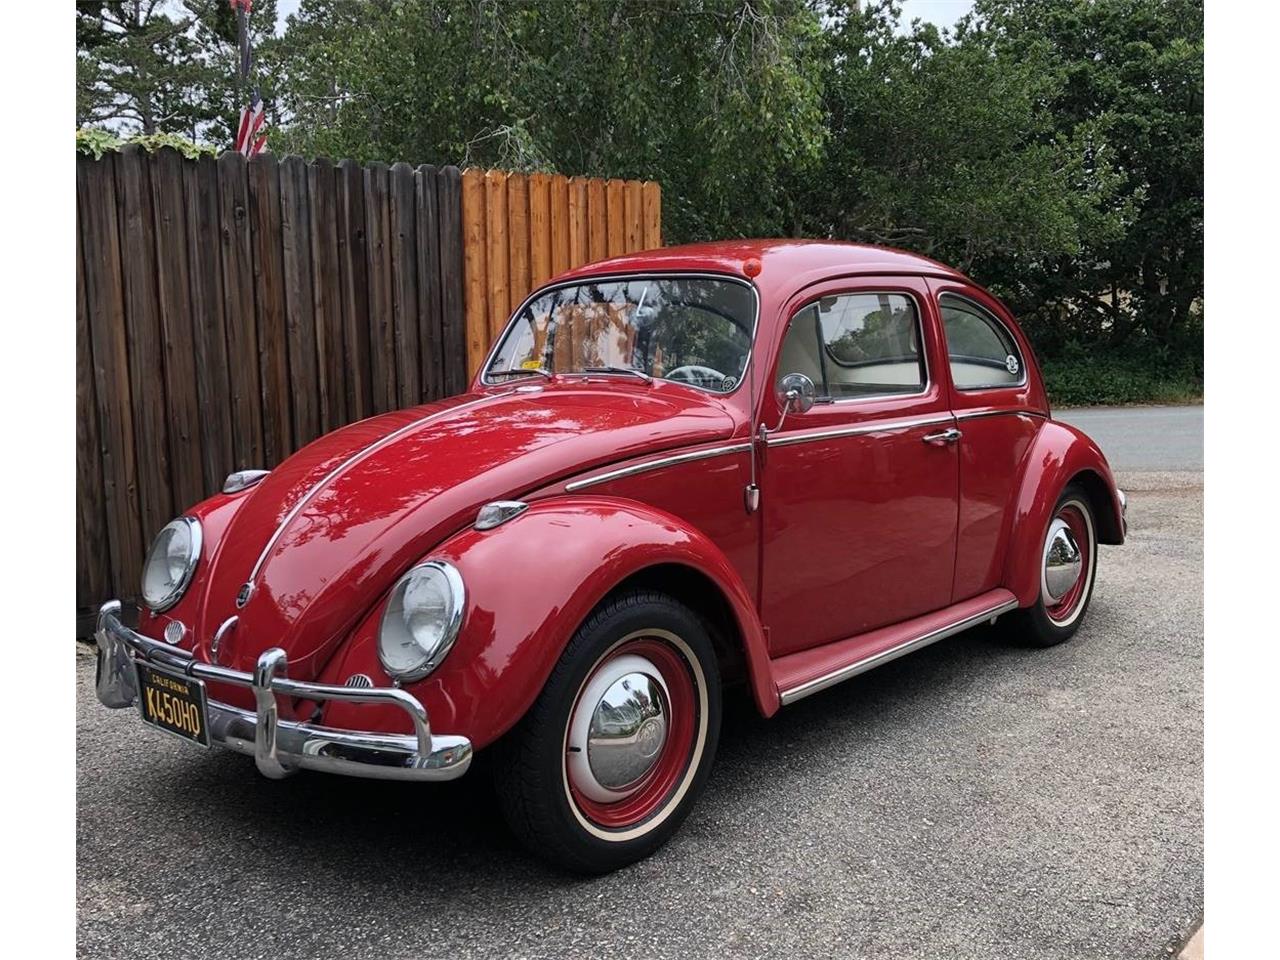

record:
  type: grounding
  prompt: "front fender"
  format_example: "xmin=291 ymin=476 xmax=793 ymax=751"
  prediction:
xmin=321 ymin=496 xmax=774 ymax=751
xmin=1003 ymin=419 xmax=1126 ymax=608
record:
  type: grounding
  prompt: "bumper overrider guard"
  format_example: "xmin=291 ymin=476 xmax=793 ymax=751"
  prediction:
xmin=94 ymin=601 xmax=473 ymax=782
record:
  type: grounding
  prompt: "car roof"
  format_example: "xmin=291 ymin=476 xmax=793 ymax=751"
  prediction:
xmin=555 ymin=239 xmax=971 ymax=287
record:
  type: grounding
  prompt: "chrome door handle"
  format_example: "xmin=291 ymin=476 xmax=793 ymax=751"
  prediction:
xmin=922 ymin=427 xmax=962 ymax=445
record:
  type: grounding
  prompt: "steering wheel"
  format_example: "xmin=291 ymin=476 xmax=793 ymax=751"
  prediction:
xmin=665 ymin=364 xmax=729 ymax=388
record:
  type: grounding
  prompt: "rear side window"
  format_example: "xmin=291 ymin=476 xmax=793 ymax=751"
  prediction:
xmin=776 ymin=292 xmax=925 ymax=400
xmin=941 ymin=296 xmax=1024 ymax=389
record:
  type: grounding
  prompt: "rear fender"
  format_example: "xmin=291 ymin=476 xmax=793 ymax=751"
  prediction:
xmin=321 ymin=496 xmax=776 ymax=750
xmin=1003 ymin=420 xmax=1126 ymax=607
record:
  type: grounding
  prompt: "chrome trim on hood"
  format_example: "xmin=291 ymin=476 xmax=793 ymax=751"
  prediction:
xmin=240 ymin=394 xmax=503 ymax=599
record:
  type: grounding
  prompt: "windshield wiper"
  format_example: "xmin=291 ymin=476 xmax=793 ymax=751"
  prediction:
xmin=488 ymin=367 xmax=553 ymax=380
xmin=581 ymin=366 xmax=653 ymax=383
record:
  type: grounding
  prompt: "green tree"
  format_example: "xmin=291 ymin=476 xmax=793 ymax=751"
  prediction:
xmin=272 ymin=0 xmax=826 ymax=240
xmin=76 ymin=0 xmax=278 ymax=146
xmin=973 ymin=0 xmax=1203 ymax=359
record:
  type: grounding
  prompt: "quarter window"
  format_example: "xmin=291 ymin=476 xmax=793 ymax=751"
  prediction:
xmin=941 ymin=296 xmax=1024 ymax=389
xmin=776 ymin=293 xmax=925 ymax=400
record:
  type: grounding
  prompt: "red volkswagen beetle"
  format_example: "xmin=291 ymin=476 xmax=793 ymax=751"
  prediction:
xmin=95 ymin=240 xmax=1126 ymax=872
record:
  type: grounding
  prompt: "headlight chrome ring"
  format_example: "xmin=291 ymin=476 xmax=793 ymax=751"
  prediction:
xmin=140 ymin=517 xmax=203 ymax=613
xmin=377 ymin=560 xmax=466 ymax=683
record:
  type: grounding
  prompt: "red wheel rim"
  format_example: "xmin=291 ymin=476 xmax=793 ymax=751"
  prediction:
xmin=564 ymin=635 xmax=700 ymax=832
xmin=1045 ymin=504 xmax=1091 ymax=623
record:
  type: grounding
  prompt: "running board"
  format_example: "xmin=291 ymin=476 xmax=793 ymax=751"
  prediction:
xmin=774 ymin=589 xmax=1019 ymax=706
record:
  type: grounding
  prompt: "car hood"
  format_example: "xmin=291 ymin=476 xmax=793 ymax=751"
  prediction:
xmin=194 ymin=384 xmax=737 ymax=678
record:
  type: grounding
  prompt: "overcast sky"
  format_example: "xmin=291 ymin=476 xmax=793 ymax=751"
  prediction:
xmin=273 ymin=1 xmax=977 ymax=36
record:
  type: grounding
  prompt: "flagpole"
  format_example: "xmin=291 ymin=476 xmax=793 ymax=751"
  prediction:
xmin=230 ymin=0 xmax=266 ymax=157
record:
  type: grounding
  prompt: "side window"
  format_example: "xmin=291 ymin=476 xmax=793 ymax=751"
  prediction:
xmin=941 ymin=296 xmax=1024 ymax=389
xmin=776 ymin=292 xmax=925 ymax=399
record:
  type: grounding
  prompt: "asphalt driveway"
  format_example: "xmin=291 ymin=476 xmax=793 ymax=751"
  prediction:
xmin=76 ymin=408 xmax=1203 ymax=960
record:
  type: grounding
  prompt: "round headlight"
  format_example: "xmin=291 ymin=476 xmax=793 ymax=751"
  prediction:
xmin=141 ymin=517 xmax=202 ymax=612
xmin=377 ymin=561 xmax=465 ymax=682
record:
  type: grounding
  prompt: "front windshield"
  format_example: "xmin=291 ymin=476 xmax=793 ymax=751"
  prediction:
xmin=485 ymin=276 xmax=755 ymax=394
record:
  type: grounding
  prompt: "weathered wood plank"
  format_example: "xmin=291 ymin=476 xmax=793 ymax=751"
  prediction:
xmin=550 ymin=174 xmax=570 ymax=276
xmin=364 ymin=162 xmax=397 ymax=412
xmin=507 ymin=172 xmax=531 ymax=312
xmin=148 ymin=147 xmax=204 ymax=513
xmin=437 ymin=166 xmax=467 ymax=395
xmin=529 ymin=172 xmax=552 ymax=288
xmin=308 ymin=158 xmax=347 ymax=431
xmin=623 ymin=179 xmax=644 ymax=253
xmin=76 ymin=192 xmax=111 ymax=608
xmin=568 ymin=177 xmax=589 ymax=268
xmin=217 ymin=151 xmax=264 ymax=469
xmin=484 ymin=170 xmax=510 ymax=346
xmin=115 ymin=145 xmax=173 ymax=540
xmin=415 ymin=164 xmax=444 ymax=401
xmin=248 ymin=154 xmax=292 ymax=461
xmin=78 ymin=153 xmax=145 ymax=598
xmin=337 ymin=159 xmax=372 ymax=421
xmin=605 ymin=178 xmax=626 ymax=257
xmin=280 ymin=155 xmax=320 ymax=447
xmin=642 ymin=180 xmax=662 ymax=249
xmin=461 ymin=168 xmax=488 ymax=377
xmin=182 ymin=155 xmax=234 ymax=492
xmin=389 ymin=161 xmax=421 ymax=407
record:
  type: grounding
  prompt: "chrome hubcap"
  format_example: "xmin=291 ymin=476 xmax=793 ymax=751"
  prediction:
xmin=1042 ymin=518 xmax=1082 ymax=603
xmin=588 ymin=672 xmax=668 ymax=791
xmin=567 ymin=654 xmax=670 ymax=803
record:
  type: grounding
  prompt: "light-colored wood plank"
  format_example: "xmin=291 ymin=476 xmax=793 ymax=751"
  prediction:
xmin=529 ymin=172 xmax=552 ymax=287
xmin=507 ymin=172 xmax=531 ymax=311
xmin=642 ymin=181 xmax=662 ymax=248
xmin=461 ymin=168 xmax=489 ymax=376
xmin=587 ymin=178 xmax=607 ymax=263
xmin=550 ymin=175 xmax=570 ymax=276
xmin=484 ymin=169 xmax=510 ymax=345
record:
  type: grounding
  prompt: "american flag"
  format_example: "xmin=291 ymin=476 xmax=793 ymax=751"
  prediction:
xmin=234 ymin=90 xmax=267 ymax=157
xmin=230 ymin=0 xmax=266 ymax=156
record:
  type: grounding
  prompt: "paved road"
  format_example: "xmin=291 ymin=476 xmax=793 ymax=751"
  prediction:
xmin=1055 ymin=405 xmax=1202 ymax=472
xmin=76 ymin=468 xmax=1203 ymax=959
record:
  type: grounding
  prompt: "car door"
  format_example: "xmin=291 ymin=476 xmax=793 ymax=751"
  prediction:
xmin=760 ymin=277 xmax=960 ymax=658
xmin=928 ymin=280 xmax=1046 ymax=602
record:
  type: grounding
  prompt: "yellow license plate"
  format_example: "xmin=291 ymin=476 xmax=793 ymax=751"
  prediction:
xmin=135 ymin=662 xmax=210 ymax=747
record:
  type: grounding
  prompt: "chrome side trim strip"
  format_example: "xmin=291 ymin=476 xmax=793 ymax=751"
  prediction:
xmin=778 ymin=597 xmax=1019 ymax=705
xmin=244 ymin=394 xmax=498 ymax=590
xmin=764 ymin=413 xmax=954 ymax=448
xmin=954 ymin=408 xmax=1047 ymax=422
xmin=564 ymin=442 xmax=753 ymax=492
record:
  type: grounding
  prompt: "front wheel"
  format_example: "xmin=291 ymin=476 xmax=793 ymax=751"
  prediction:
xmin=494 ymin=590 xmax=722 ymax=873
xmin=1008 ymin=483 xmax=1099 ymax=647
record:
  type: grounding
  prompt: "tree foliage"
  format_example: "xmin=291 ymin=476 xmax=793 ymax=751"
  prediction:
xmin=74 ymin=0 xmax=1202 ymax=378
xmin=77 ymin=0 xmax=278 ymax=142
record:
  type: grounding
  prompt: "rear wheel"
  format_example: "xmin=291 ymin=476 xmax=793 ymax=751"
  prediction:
xmin=494 ymin=589 xmax=721 ymax=873
xmin=1009 ymin=484 xmax=1098 ymax=647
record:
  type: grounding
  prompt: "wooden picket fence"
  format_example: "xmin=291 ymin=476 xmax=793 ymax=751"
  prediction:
xmin=76 ymin=146 xmax=661 ymax=622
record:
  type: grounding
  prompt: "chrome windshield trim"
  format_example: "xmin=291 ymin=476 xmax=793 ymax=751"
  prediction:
xmin=564 ymin=442 xmax=753 ymax=492
xmin=479 ymin=271 xmax=761 ymax=398
xmin=763 ymin=413 xmax=955 ymax=448
xmin=242 ymin=394 xmax=498 ymax=593
xmin=778 ymin=597 xmax=1019 ymax=705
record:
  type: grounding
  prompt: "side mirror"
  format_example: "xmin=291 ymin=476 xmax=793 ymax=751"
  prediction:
xmin=774 ymin=373 xmax=816 ymax=432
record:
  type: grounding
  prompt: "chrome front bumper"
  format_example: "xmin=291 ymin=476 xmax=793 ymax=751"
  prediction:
xmin=93 ymin=601 xmax=472 ymax=782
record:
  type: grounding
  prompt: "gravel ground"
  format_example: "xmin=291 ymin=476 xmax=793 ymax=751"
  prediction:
xmin=76 ymin=470 xmax=1202 ymax=960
